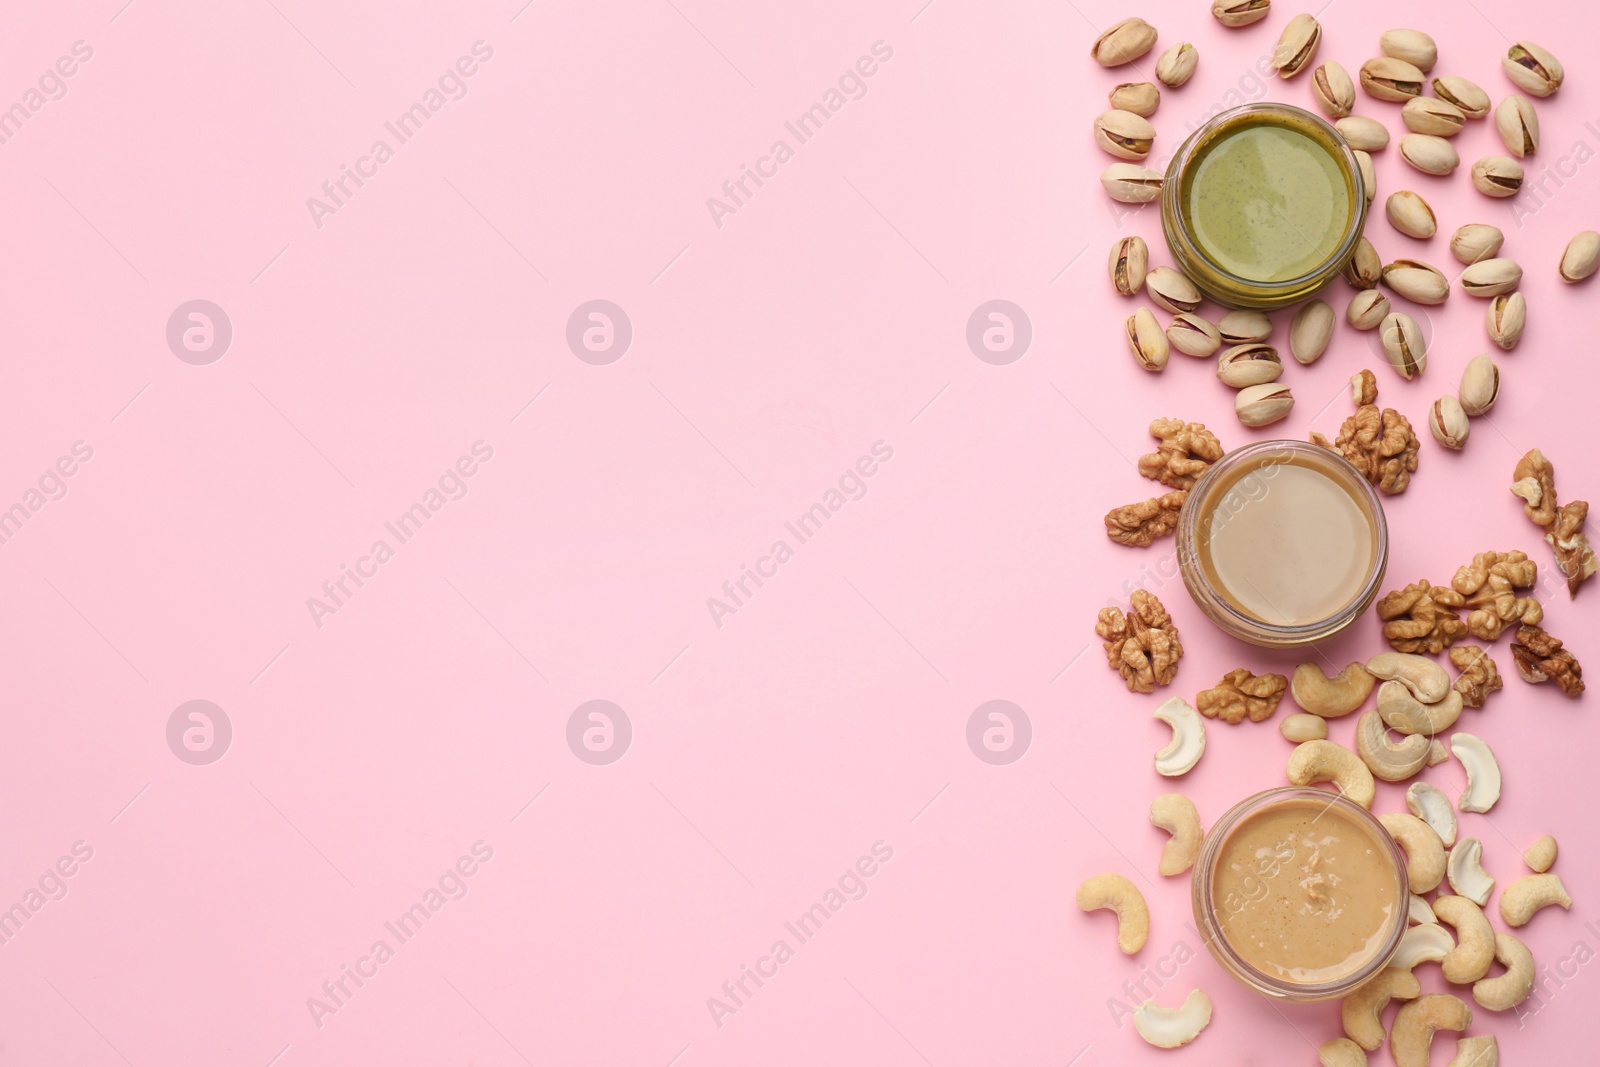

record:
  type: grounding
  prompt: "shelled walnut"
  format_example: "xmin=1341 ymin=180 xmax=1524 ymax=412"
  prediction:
xmin=1105 ymin=492 xmax=1186 ymax=546
xmin=1197 ymin=668 xmax=1288 ymax=723
xmin=1509 ymin=623 xmax=1585 ymax=696
xmin=1137 ymin=418 xmax=1224 ymax=490
xmin=1436 ymin=550 xmax=1543 ymax=640
xmin=1510 ymin=448 xmax=1596 ymax=596
xmin=1449 ymin=646 xmax=1503 ymax=707
xmin=1095 ymin=589 xmax=1183 ymax=693
xmin=1376 ymin=579 xmax=1467 ymax=653
xmin=1313 ymin=404 xmax=1420 ymax=494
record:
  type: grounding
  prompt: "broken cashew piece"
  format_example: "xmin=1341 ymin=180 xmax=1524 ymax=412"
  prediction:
xmin=1281 ymin=711 xmax=1329 ymax=742
xmin=1446 ymin=838 xmax=1494 ymax=906
xmin=1433 ymin=895 xmax=1495 ymax=984
xmin=1408 ymin=893 xmax=1437 ymax=926
xmin=1427 ymin=739 xmax=1450 ymax=766
xmin=1132 ymin=988 xmax=1212 ymax=1049
xmin=1472 ymin=932 xmax=1535 ymax=1011
xmin=1446 ymin=1035 xmax=1498 ymax=1067
xmin=1367 ymin=652 xmax=1451 ymax=704
xmin=1450 ymin=733 xmax=1501 ymax=813
xmin=1358 ymin=710 xmax=1431 ymax=780
xmin=1390 ymin=994 xmax=1472 ymax=1067
xmin=1393 ymin=922 xmax=1455 ymax=973
xmin=1523 ymin=833 xmax=1557 ymax=872
xmin=1377 ymin=681 xmax=1464 ymax=736
xmin=1498 ymin=872 xmax=1571 ymax=927
xmin=1154 ymin=696 xmax=1206 ymax=777
xmin=1287 ymin=740 xmax=1376 ymax=808
xmin=1150 ymin=793 xmax=1203 ymax=876
xmin=1342 ymin=966 xmax=1421 ymax=1050
xmin=1380 ymin=812 xmax=1446 ymax=893
xmin=1405 ymin=781 xmax=1458 ymax=847
xmin=1076 ymin=872 xmax=1150 ymax=954
xmin=1293 ymin=661 xmax=1376 ymax=717
xmin=1319 ymin=1037 xmax=1368 ymax=1067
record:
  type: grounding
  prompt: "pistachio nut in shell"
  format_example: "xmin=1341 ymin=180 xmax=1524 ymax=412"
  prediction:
xmin=1460 ymin=258 xmax=1522 ymax=298
xmin=1458 ymin=354 xmax=1500 ymax=416
xmin=1313 ymin=61 xmax=1355 ymax=118
xmin=1361 ymin=56 xmax=1425 ymax=101
xmin=1503 ymin=40 xmax=1563 ymax=97
xmin=1290 ymin=299 xmax=1335 ymax=364
xmin=1400 ymin=134 xmax=1459 ymax=176
xmin=1486 ymin=292 xmax=1526 ymax=350
xmin=1343 ymin=236 xmax=1382 ymax=289
xmin=1354 ymin=149 xmax=1377 ymax=204
xmin=1387 ymin=191 xmax=1436 ymax=240
xmin=1102 ymin=163 xmax=1163 ymax=203
xmin=1336 ymin=115 xmax=1390 ymax=152
xmin=1235 ymin=383 xmax=1294 ymax=427
xmin=1272 ymin=14 xmax=1321 ymax=78
xmin=1402 ymin=96 xmax=1464 ymax=137
xmin=1495 ymin=95 xmax=1539 ymax=158
xmin=1380 ymin=312 xmax=1427 ymax=378
xmin=1216 ymin=344 xmax=1284 ymax=387
xmin=1430 ymin=395 xmax=1470 ymax=450
xmin=1091 ymin=18 xmax=1157 ymax=67
xmin=1156 ymin=43 xmax=1198 ymax=88
xmin=1471 ymin=155 xmax=1524 ymax=197
xmin=1109 ymin=81 xmax=1160 ymax=117
xmin=1127 ymin=307 xmax=1169 ymax=371
xmin=1450 ymin=224 xmax=1504 ymax=265
xmin=1109 ymin=236 xmax=1149 ymax=296
xmin=1559 ymin=230 xmax=1600 ymax=283
xmin=1382 ymin=259 xmax=1449 ymax=305
xmin=1167 ymin=312 xmax=1221 ymax=357
xmin=1381 ymin=29 xmax=1437 ymax=72
xmin=1432 ymin=76 xmax=1491 ymax=119
xmin=1218 ymin=309 xmax=1272 ymax=344
xmin=1348 ymin=288 xmax=1390 ymax=330
xmin=1145 ymin=266 xmax=1201 ymax=314
xmin=1095 ymin=109 xmax=1156 ymax=160
xmin=1211 ymin=0 xmax=1270 ymax=29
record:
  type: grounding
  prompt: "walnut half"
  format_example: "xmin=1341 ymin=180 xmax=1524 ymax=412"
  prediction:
xmin=1095 ymin=589 xmax=1183 ymax=693
xmin=1377 ymin=579 xmax=1466 ymax=653
xmin=1105 ymin=491 xmax=1186 ymax=547
xmin=1437 ymin=550 xmax=1543 ymax=641
xmin=1137 ymin=418 xmax=1224 ymax=490
xmin=1510 ymin=448 xmax=1596 ymax=597
xmin=1449 ymin=646 xmax=1503 ymax=707
xmin=1197 ymin=668 xmax=1288 ymax=723
xmin=1316 ymin=404 xmax=1420 ymax=495
xmin=1509 ymin=624 xmax=1585 ymax=697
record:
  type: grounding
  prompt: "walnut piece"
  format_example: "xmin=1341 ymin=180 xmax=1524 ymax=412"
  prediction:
xmin=1105 ymin=491 xmax=1187 ymax=547
xmin=1435 ymin=550 xmax=1543 ymax=641
xmin=1095 ymin=589 xmax=1183 ymax=693
xmin=1377 ymin=579 xmax=1467 ymax=653
xmin=1509 ymin=623 xmax=1585 ymax=696
xmin=1450 ymin=645 xmax=1503 ymax=707
xmin=1548 ymin=500 xmax=1598 ymax=597
xmin=1510 ymin=448 xmax=1558 ymax=526
xmin=1351 ymin=368 xmax=1378 ymax=406
xmin=1137 ymin=418 xmax=1224 ymax=490
xmin=1317 ymin=405 xmax=1420 ymax=495
xmin=1197 ymin=668 xmax=1288 ymax=723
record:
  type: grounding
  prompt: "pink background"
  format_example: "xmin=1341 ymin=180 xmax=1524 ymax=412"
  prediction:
xmin=2 ymin=0 xmax=1596 ymax=1063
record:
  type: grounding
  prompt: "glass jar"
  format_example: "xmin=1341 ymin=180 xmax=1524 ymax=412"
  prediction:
xmin=1192 ymin=787 xmax=1409 ymax=1002
xmin=1176 ymin=440 xmax=1388 ymax=648
xmin=1162 ymin=103 xmax=1367 ymax=309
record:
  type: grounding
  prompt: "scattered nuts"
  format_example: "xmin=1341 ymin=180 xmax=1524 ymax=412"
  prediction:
xmin=1127 ymin=307 xmax=1170 ymax=371
xmin=1133 ymin=989 xmax=1213 ymax=1049
xmin=1393 ymin=922 xmax=1456 ymax=973
xmin=1450 ymin=223 xmax=1505 ymax=265
xmin=1450 ymin=733 xmax=1502 ymax=813
xmin=1319 ymin=1037 xmax=1367 ymax=1067
xmin=1095 ymin=108 xmax=1156 ymax=160
xmin=1343 ymin=235 xmax=1382 ymax=288
xmin=1198 ymin=667 xmax=1288 ymax=723
xmin=1459 ymin=258 xmax=1522 ymax=297
xmin=1076 ymin=872 xmax=1150 ymax=953
xmin=1154 ymin=695 xmax=1206 ymax=776
xmin=1498 ymin=872 xmax=1572 ymax=927
xmin=1430 ymin=396 xmax=1470 ymax=450
xmin=1509 ymin=623 xmax=1585 ymax=695
xmin=1560 ymin=230 xmax=1600 ymax=282
xmin=1495 ymin=94 xmax=1539 ymax=157
xmin=1446 ymin=839 xmax=1495 ymax=907
xmin=1313 ymin=61 xmax=1356 ymax=118
xmin=1291 ymin=661 xmax=1376 ymax=718
xmin=1432 ymin=76 xmax=1491 ymax=119
xmin=1109 ymin=235 xmax=1149 ymax=295
xmin=1211 ymin=0 xmax=1270 ymax=29
xmin=1390 ymin=994 xmax=1472 ymax=1067
xmin=1382 ymin=258 xmax=1450 ymax=305
xmin=1286 ymin=739 xmax=1376 ymax=808
xmin=1281 ymin=712 xmax=1328 ymax=742
xmin=1485 ymin=291 xmax=1525 ymax=350
xmin=1337 ymin=114 xmax=1390 ymax=151
xmin=1449 ymin=645 xmax=1502 ymax=707
xmin=1361 ymin=56 xmax=1425 ymax=102
xmin=1106 ymin=492 xmax=1187 ymax=546
xmin=1472 ymin=932 xmax=1535 ymax=1011
xmin=1343 ymin=967 xmax=1421 ymax=1050
xmin=1290 ymin=299 xmax=1334 ymax=364
xmin=1502 ymin=40 xmax=1563 ymax=98
xmin=1138 ymin=418 xmax=1224 ymax=488
xmin=1155 ymin=42 xmax=1198 ymax=88
xmin=1102 ymin=163 xmax=1164 ymax=203
xmin=1235 ymin=383 xmax=1294 ymax=427
xmin=1378 ymin=680 xmax=1464 ymax=736
xmin=1381 ymin=29 xmax=1437 ymax=72
xmin=1387 ymin=190 xmax=1436 ymax=239
xmin=1150 ymin=793 xmax=1203 ymax=876
xmin=1399 ymin=133 xmax=1459 ymax=176
xmin=1091 ymin=17 xmax=1157 ymax=68
xmin=1146 ymin=266 xmax=1201 ymax=314
xmin=1377 ymin=580 xmax=1464 ymax=655
xmin=1380 ymin=811 xmax=1446 ymax=888
xmin=1368 ymin=651 xmax=1451 ymax=703
xmin=1457 ymin=354 xmax=1500 ymax=416
xmin=1523 ymin=834 xmax=1557 ymax=872
xmin=1272 ymin=14 xmax=1320 ymax=78
xmin=1096 ymin=590 xmax=1183 ymax=692
xmin=1109 ymin=80 xmax=1160 ymax=116
xmin=1347 ymin=288 xmax=1390 ymax=330
xmin=1471 ymin=155 xmax=1523 ymax=197
xmin=1317 ymin=404 xmax=1420 ymax=494
xmin=1167 ymin=311 xmax=1222 ymax=356
xmin=1216 ymin=343 xmax=1283 ymax=387
xmin=1217 ymin=309 xmax=1272 ymax=344
xmin=1402 ymin=96 xmax=1464 ymax=136
xmin=1434 ymin=896 xmax=1495 ymax=983
xmin=1405 ymin=781 xmax=1458 ymax=847
xmin=1354 ymin=148 xmax=1377 ymax=204
xmin=1380 ymin=312 xmax=1427 ymax=378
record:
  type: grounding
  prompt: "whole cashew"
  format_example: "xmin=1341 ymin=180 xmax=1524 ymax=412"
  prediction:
xmin=1293 ymin=661 xmax=1377 ymax=717
xmin=1378 ymin=681 xmax=1464 ymax=736
xmin=1282 ymin=712 xmax=1329 ymax=742
xmin=1405 ymin=781 xmax=1458 ymax=847
xmin=1287 ymin=740 xmax=1376 ymax=808
xmin=1154 ymin=696 xmax=1206 ymax=777
xmin=1150 ymin=793 xmax=1203 ymax=877
xmin=1389 ymin=994 xmax=1472 ymax=1067
xmin=1342 ymin=966 xmax=1421 ymax=1050
xmin=1367 ymin=652 xmax=1452 ymax=704
xmin=1132 ymin=988 xmax=1212 ymax=1048
xmin=1498 ymin=872 xmax=1571 ymax=927
xmin=1433 ymin=896 xmax=1495 ymax=984
xmin=1472 ymin=932 xmax=1535 ymax=1011
xmin=1358 ymin=711 xmax=1431 ymax=781
xmin=1446 ymin=1035 xmax=1498 ymax=1067
xmin=1450 ymin=734 xmax=1502 ymax=814
xmin=1380 ymin=813 xmax=1446 ymax=893
xmin=1446 ymin=839 xmax=1494 ymax=906
xmin=1523 ymin=833 xmax=1558 ymax=872
xmin=1076 ymin=872 xmax=1150 ymax=954
xmin=1319 ymin=1036 xmax=1368 ymax=1067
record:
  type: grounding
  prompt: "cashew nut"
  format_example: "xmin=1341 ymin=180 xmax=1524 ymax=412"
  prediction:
xmin=1409 ymin=893 xmax=1437 ymax=926
xmin=1523 ymin=833 xmax=1557 ymax=872
xmin=1427 ymin=738 xmax=1450 ymax=766
xmin=1342 ymin=966 xmax=1422 ymax=1050
xmin=1319 ymin=1037 xmax=1368 ymax=1067
xmin=1393 ymin=922 xmax=1456 ymax=973
xmin=1446 ymin=838 xmax=1494 ymax=906
xmin=1377 ymin=681 xmax=1464 ymax=736
xmin=1293 ymin=661 xmax=1377 ymax=717
xmin=1498 ymin=872 xmax=1571 ymax=927
xmin=1282 ymin=711 xmax=1330 ymax=742
xmin=1433 ymin=895 xmax=1495 ymax=984
xmin=1380 ymin=812 xmax=1447 ymax=893
xmin=1287 ymin=739 xmax=1376 ymax=808
xmin=1358 ymin=711 xmax=1431 ymax=781
xmin=1076 ymin=872 xmax=1149 ymax=954
xmin=1450 ymin=733 xmax=1501 ymax=813
xmin=1445 ymin=1035 xmax=1498 ymax=1067
xmin=1132 ymin=988 xmax=1212 ymax=1048
xmin=1150 ymin=793 xmax=1203 ymax=876
xmin=1405 ymin=781 xmax=1458 ymax=847
xmin=1389 ymin=994 xmax=1472 ymax=1067
xmin=1367 ymin=652 xmax=1452 ymax=704
xmin=1472 ymin=932 xmax=1535 ymax=1011
xmin=1154 ymin=696 xmax=1205 ymax=777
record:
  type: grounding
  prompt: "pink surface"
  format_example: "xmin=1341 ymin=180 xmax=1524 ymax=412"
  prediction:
xmin=2 ymin=1 xmax=1596 ymax=1063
